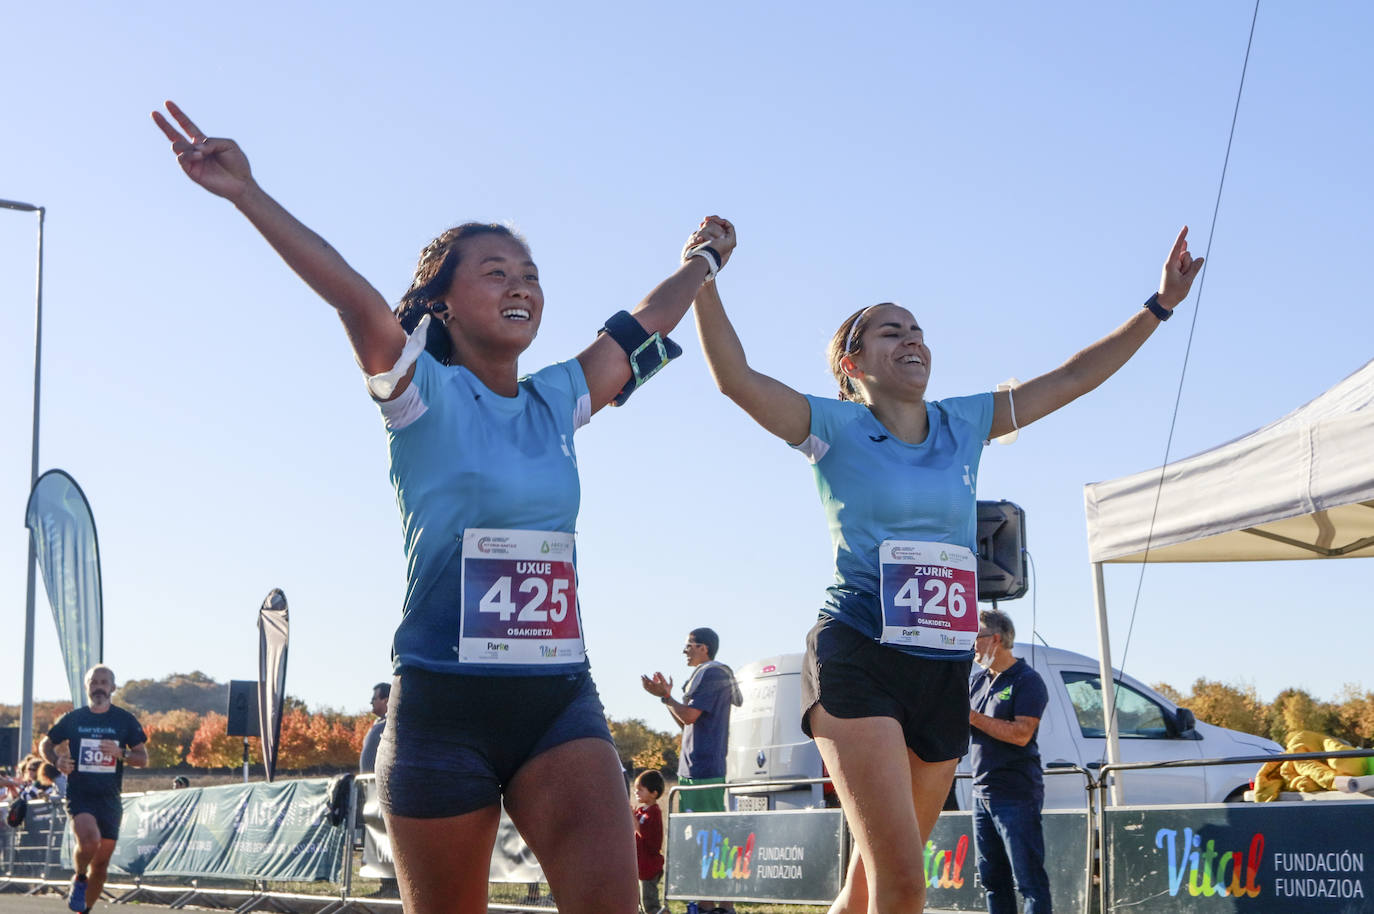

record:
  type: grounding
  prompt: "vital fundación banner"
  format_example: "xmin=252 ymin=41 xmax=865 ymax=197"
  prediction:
xmin=1106 ymin=802 xmax=1374 ymax=912
xmin=25 ymin=470 xmax=103 ymax=705
xmin=86 ymin=779 xmax=347 ymax=880
xmin=257 ymin=589 xmax=289 ymax=782
xmin=667 ymin=809 xmax=846 ymax=904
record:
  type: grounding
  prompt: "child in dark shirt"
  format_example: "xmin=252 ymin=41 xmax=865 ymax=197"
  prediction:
xmin=633 ymin=770 xmax=667 ymax=914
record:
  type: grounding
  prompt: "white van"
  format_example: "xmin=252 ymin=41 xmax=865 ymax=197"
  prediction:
xmin=726 ymin=644 xmax=1281 ymax=810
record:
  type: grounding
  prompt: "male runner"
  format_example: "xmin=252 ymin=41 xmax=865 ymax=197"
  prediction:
xmin=41 ymin=665 xmax=148 ymax=913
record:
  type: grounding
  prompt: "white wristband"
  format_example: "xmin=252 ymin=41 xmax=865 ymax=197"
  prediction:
xmin=682 ymin=243 xmax=721 ymax=281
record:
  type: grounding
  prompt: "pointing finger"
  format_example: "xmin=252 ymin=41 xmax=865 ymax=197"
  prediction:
xmin=1168 ymin=225 xmax=1189 ymax=261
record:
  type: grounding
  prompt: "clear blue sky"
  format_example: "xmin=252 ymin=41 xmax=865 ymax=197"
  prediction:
xmin=2 ymin=2 xmax=1371 ymax=724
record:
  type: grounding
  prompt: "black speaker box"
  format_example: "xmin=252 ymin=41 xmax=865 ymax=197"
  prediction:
xmin=226 ymin=680 xmax=260 ymax=738
xmin=977 ymin=499 xmax=1028 ymax=602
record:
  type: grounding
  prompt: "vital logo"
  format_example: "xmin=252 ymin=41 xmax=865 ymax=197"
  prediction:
xmin=869 ymin=434 xmax=889 ymax=443
xmin=696 ymin=829 xmax=756 ymax=880
xmin=997 ymin=686 xmax=1013 ymax=700
xmin=924 ymin=834 xmax=968 ymax=889
xmin=1155 ymin=827 xmax=1262 ymax=898
xmin=962 ymin=465 xmax=975 ymax=493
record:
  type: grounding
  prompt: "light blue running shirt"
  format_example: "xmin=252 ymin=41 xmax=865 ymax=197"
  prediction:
xmin=793 ymin=392 xmax=994 ymax=660
xmin=377 ymin=350 xmax=592 ymax=676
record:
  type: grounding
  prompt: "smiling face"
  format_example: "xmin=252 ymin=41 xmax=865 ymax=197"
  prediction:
xmin=683 ymin=634 xmax=710 ymax=668
xmin=437 ymin=233 xmax=544 ymax=358
xmin=841 ymin=304 xmax=931 ymax=403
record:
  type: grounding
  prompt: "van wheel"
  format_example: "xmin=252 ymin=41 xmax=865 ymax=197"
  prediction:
xmin=1223 ymin=786 xmax=1248 ymax=804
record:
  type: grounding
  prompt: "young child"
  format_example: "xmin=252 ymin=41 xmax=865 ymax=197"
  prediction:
xmin=633 ymin=770 xmax=667 ymax=914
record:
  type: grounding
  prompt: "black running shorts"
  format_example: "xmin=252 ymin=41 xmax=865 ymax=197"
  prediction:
xmin=66 ymin=793 xmax=123 ymax=841
xmin=801 ymin=614 xmax=972 ymax=762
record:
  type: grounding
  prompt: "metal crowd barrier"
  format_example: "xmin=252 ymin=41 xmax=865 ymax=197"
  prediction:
xmin=0 ymin=797 xmax=71 ymax=891
xmin=3 ymin=751 xmax=1370 ymax=913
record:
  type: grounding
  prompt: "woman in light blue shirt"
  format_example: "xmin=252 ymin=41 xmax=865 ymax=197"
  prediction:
xmin=155 ymin=101 xmax=733 ymax=914
xmin=692 ymin=225 xmax=1201 ymax=914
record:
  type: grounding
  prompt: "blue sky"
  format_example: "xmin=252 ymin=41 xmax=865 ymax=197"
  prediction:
xmin=2 ymin=1 xmax=1371 ymax=724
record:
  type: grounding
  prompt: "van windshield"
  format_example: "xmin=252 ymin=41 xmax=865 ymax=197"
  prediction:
xmin=1061 ymin=672 xmax=1171 ymax=739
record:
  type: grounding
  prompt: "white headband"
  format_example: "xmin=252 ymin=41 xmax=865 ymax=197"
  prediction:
xmin=844 ymin=305 xmax=878 ymax=354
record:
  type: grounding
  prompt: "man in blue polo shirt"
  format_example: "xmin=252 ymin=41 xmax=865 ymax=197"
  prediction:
xmin=968 ymin=609 xmax=1052 ymax=914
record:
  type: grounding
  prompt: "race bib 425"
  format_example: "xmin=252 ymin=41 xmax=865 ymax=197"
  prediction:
xmin=457 ymin=529 xmax=585 ymax=665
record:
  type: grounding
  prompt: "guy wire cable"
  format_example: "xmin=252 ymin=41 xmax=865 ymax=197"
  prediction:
xmin=1109 ymin=0 xmax=1261 ymax=735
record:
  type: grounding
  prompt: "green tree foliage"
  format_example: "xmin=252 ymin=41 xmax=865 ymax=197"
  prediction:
xmin=1184 ymin=679 xmax=1266 ymax=737
xmin=1154 ymin=681 xmax=1373 ymax=748
xmin=606 ymin=717 xmax=678 ymax=772
xmin=1337 ymin=685 xmax=1374 ymax=746
xmin=1265 ymin=688 xmax=1345 ymax=744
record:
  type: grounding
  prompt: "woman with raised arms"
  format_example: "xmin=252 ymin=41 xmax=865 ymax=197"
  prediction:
xmin=153 ymin=101 xmax=734 ymax=914
xmin=691 ymin=225 xmax=1201 ymax=914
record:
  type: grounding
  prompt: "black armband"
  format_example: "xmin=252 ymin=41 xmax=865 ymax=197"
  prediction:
xmin=598 ymin=311 xmax=682 ymax=406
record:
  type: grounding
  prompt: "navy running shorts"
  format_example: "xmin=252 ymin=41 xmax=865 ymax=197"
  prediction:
xmin=376 ymin=667 xmax=614 ymax=818
xmin=66 ymin=793 xmax=123 ymax=841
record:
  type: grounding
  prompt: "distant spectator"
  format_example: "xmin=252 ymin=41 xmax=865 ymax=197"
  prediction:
xmin=359 ymin=682 xmax=390 ymax=774
xmin=171 ymin=776 xmax=190 ymax=790
xmin=633 ymin=770 xmax=666 ymax=914
xmin=641 ymin=627 xmax=742 ymax=812
xmin=359 ymin=681 xmax=397 ymax=898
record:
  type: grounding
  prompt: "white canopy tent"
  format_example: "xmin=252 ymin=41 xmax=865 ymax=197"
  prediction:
xmin=1081 ymin=357 xmax=1374 ymax=801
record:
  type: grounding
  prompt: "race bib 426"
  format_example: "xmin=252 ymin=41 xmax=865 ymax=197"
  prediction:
xmin=457 ymin=529 xmax=585 ymax=665
xmin=878 ymin=541 xmax=978 ymax=651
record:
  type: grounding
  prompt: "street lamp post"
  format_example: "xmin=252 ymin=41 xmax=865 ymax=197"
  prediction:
xmin=1 ymin=198 xmax=45 ymax=766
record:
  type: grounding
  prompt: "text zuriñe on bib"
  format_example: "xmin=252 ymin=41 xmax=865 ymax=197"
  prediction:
xmin=458 ymin=529 xmax=584 ymax=665
xmin=878 ymin=540 xmax=978 ymax=651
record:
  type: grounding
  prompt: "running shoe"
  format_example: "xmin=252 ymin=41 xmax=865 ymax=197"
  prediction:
xmin=67 ymin=875 xmax=86 ymax=912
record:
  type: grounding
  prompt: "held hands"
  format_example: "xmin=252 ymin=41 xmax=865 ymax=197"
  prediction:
xmin=152 ymin=101 xmax=255 ymax=203
xmin=683 ymin=216 xmax=737 ymax=270
xmin=640 ymin=672 xmax=674 ymax=699
xmin=1157 ymin=226 xmax=1205 ymax=310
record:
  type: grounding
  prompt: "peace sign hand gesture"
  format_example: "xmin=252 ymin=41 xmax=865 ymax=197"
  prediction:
xmin=152 ymin=100 xmax=255 ymax=203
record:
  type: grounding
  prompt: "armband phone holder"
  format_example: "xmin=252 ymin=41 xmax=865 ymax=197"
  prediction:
xmin=599 ymin=310 xmax=682 ymax=406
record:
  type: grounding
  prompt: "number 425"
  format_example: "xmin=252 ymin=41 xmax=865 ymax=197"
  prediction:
xmin=479 ymin=577 xmax=570 ymax=622
xmin=893 ymin=578 xmax=967 ymax=617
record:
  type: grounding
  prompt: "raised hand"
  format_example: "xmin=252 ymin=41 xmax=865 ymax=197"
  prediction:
xmin=683 ymin=215 xmax=737 ymax=268
xmin=152 ymin=101 xmax=255 ymax=202
xmin=1158 ymin=225 xmax=1205 ymax=310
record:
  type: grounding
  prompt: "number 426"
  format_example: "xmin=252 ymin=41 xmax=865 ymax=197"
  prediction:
xmin=893 ymin=578 xmax=967 ymax=617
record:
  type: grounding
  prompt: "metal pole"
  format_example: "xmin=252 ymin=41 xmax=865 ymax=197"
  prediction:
xmin=2 ymin=199 xmax=44 ymax=766
xmin=1090 ymin=561 xmax=1123 ymax=805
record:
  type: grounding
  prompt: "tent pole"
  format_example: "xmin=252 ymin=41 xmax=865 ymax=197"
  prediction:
xmin=1091 ymin=562 xmax=1123 ymax=805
